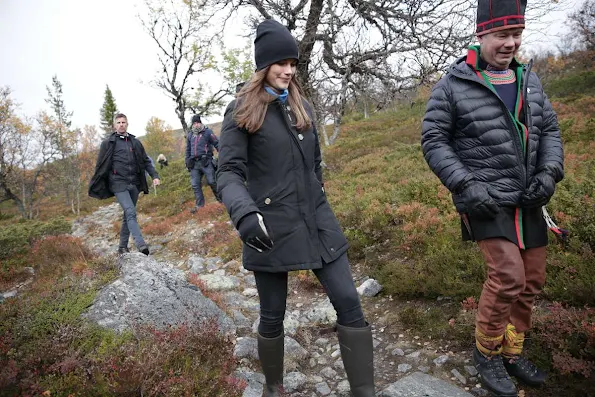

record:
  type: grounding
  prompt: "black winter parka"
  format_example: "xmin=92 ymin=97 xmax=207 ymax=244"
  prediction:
xmin=88 ymin=133 xmax=158 ymax=199
xmin=217 ymin=99 xmax=348 ymax=272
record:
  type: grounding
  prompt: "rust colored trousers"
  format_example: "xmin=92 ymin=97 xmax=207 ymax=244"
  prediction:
xmin=476 ymin=238 xmax=547 ymax=347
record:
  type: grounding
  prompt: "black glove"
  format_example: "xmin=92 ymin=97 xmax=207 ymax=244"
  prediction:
xmin=521 ymin=171 xmax=556 ymax=208
xmin=459 ymin=181 xmax=500 ymax=219
xmin=237 ymin=212 xmax=273 ymax=252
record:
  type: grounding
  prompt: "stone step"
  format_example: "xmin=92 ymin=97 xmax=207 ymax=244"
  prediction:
xmin=379 ymin=372 xmax=474 ymax=397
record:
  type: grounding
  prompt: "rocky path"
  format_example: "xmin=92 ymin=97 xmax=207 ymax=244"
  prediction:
xmin=73 ymin=203 xmax=489 ymax=397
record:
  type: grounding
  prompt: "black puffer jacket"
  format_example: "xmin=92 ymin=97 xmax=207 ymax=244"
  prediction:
xmin=217 ymin=99 xmax=348 ymax=272
xmin=422 ymin=56 xmax=564 ymax=213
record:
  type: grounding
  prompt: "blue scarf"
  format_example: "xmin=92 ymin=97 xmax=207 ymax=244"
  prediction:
xmin=265 ymin=86 xmax=288 ymax=103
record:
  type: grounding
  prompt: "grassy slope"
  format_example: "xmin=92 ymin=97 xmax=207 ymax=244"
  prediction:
xmin=0 ymin=55 xmax=593 ymax=395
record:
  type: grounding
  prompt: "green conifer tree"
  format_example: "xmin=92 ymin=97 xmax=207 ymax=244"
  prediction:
xmin=99 ymin=85 xmax=118 ymax=136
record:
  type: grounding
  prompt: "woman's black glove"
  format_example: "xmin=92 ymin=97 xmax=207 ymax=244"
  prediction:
xmin=521 ymin=171 xmax=556 ymax=208
xmin=459 ymin=181 xmax=500 ymax=219
xmin=237 ymin=212 xmax=273 ymax=252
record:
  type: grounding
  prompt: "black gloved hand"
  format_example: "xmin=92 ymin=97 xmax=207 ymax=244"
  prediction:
xmin=237 ymin=212 xmax=273 ymax=252
xmin=459 ymin=181 xmax=500 ymax=219
xmin=521 ymin=171 xmax=556 ymax=208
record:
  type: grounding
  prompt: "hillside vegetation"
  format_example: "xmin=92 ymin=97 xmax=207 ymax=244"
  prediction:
xmin=0 ymin=51 xmax=594 ymax=395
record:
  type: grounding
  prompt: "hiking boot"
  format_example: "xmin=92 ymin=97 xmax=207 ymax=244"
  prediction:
xmin=139 ymin=246 xmax=150 ymax=256
xmin=504 ymin=356 xmax=546 ymax=386
xmin=117 ymin=247 xmax=130 ymax=255
xmin=474 ymin=347 xmax=517 ymax=397
xmin=190 ymin=205 xmax=203 ymax=214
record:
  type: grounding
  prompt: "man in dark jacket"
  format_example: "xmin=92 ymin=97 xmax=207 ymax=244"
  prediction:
xmin=185 ymin=114 xmax=220 ymax=212
xmin=89 ymin=113 xmax=160 ymax=255
xmin=422 ymin=1 xmax=564 ymax=396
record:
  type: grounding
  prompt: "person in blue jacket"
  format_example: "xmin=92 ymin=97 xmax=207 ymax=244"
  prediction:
xmin=185 ymin=114 xmax=220 ymax=212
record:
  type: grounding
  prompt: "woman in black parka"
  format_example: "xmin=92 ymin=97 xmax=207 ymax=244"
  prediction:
xmin=217 ymin=19 xmax=374 ymax=397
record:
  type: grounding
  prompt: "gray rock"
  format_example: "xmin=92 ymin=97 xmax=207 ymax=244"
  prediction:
xmin=233 ymin=367 xmax=265 ymax=385
xmin=379 ymin=372 xmax=474 ymax=397
xmin=398 ymin=363 xmax=412 ymax=373
xmin=234 ymin=337 xmax=258 ymax=360
xmin=195 ymin=274 xmax=241 ymax=290
xmin=356 ymin=278 xmax=382 ymax=297
xmin=285 ymin=336 xmax=309 ymax=361
xmin=391 ymin=348 xmax=405 ymax=356
xmin=224 ymin=259 xmax=241 ymax=270
xmin=417 ymin=366 xmax=430 ymax=373
xmin=471 ymin=387 xmax=489 ymax=396
xmin=284 ymin=371 xmax=307 ymax=392
xmin=283 ymin=313 xmax=301 ymax=336
xmin=206 ymin=256 xmax=223 ymax=267
xmin=231 ymin=310 xmax=251 ymax=328
xmin=303 ymin=298 xmax=337 ymax=324
xmin=213 ymin=269 xmax=226 ymax=276
xmin=242 ymin=288 xmax=258 ymax=297
xmin=242 ymin=384 xmax=263 ymax=397
xmin=433 ymin=355 xmax=449 ymax=366
xmin=83 ymin=254 xmax=235 ymax=333
xmin=406 ymin=351 xmax=421 ymax=359
xmin=336 ymin=380 xmax=351 ymax=396
xmin=320 ymin=366 xmax=337 ymax=379
xmin=451 ymin=369 xmax=467 ymax=385
xmin=309 ymin=375 xmax=324 ymax=384
xmin=244 ymin=274 xmax=256 ymax=286
xmin=315 ymin=381 xmax=331 ymax=395
xmin=464 ymin=365 xmax=478 ymax=377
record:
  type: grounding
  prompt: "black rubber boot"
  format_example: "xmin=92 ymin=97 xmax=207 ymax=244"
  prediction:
xmin=503 ymin=356 xmax=547 ymax=386
xmin=257 ymin=333 xmax=284 ymax=397
xmin=337 ymin=323 xmax=375 ymax=397
xmin=474 ymin=347 xmax=517 ymax=397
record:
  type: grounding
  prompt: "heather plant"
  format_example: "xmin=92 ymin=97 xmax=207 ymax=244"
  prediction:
xmin=0 ymin=232 xmax=244 ymax=396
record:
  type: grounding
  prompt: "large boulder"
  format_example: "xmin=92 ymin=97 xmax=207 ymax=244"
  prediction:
xmin=84 ymin=253 xmax=235 ymax=334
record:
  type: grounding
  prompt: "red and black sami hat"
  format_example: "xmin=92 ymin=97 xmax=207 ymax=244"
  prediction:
xmin=476 ymin=0 xmax=527 ymax=36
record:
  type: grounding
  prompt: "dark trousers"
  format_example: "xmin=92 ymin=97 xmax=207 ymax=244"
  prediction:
xmin=254 ymin=253 xmax=366 ymax=338
xmin=190 ymin=160 xmax=218 ymax=207
xmin=114 ymin=184 xmax=146 ymax=249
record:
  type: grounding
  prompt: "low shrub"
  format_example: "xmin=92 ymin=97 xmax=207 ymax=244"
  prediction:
xmin=0 ymin=217 xmax=71 ymax=260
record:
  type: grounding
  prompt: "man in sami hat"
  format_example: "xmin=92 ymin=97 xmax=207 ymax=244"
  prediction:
xmin=421 ymin=1 xmax=564 ymax=395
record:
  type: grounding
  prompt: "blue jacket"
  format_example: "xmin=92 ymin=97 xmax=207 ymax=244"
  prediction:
xmin=185 ymin=127 xmax=219 ymax=168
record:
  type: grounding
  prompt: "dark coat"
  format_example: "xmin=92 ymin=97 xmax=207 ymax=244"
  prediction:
xmin=422 ymin=52 xmax=564 ymax=248
xmin=217 ymin=99 xmax=348 ymax=272
xmin=185 ymin=127 xmax=219 ymax=169
xmin=88 ymin=133 xmax=158 ymax=199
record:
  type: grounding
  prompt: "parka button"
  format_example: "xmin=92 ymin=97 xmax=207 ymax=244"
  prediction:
xmin=298 ymin=134 xmax=304 ymax=141
xmin=330 ymin=247 xmax=335 ymax=252
xmin=265 ymin=198 xmax=271 ymax=205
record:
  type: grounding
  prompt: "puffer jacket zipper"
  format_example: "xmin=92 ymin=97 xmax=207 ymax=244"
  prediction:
xmin=521 ymin=59 xmax=534 ymax=186
xmin=451 ymin=67 xmax=528 ymax=190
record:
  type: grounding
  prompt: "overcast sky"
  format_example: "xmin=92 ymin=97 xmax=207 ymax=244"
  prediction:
xmin=0 ymin=0 xmax=585 ymax=136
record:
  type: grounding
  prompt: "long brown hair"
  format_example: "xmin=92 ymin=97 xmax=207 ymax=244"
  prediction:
xmin=233 ymin=67 xmax=312 ymax=133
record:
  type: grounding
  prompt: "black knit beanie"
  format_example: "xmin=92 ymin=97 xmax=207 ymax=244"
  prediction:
xmin=191 ymin=114 xmax=202 ymax=124
xmin=254 ymin=19 xmax=299 ymax=71
xmin=476 ymin=0 xmax=526 ymax=36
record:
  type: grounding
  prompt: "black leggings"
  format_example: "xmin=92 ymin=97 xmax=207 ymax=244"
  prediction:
xmin=254 ymin=253 xmax=366 ymax=338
